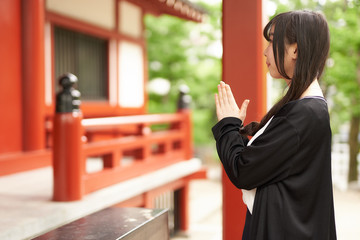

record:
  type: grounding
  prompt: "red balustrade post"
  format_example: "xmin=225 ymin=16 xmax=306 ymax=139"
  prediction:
xmin=53 ymin=74 xmax=84 ymax=201
xmin=184 ymin=111 xmax=193 ymax=160
xmin=176 ymin=84 xmax=193 ymax=160
xmin=137 ymin=123 xmax=152 ymax=161
xmin=174 ymin=85 xmax=193 ymax=232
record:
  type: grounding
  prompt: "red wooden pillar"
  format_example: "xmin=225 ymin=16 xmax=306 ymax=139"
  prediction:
xmin=222 ymin=1 xmax=266 ymax=239
xmin=22 ymin=0 xmax=46 ymax=151
xmin=0 ymin=0 xmax=23 ymax=154
xmin=178 ymin=182 xmax=190 ymax=231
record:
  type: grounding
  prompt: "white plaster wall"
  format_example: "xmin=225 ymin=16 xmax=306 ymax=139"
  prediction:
xmin=46 ymin=0 xmax=115 ymax=30
xmin=118 ymin=41 xmax=144 ymax=108
xmin=119 ymin=1 xmax=142 ymax=38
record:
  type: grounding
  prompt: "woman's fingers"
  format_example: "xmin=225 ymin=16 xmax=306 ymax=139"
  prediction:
xmin=239 ymin=99 xmax=250 ymax=122
xmin=215 ymin=93 xmax=220 ymax=113
xmin=225 ymin=84 xmax=237 ymax=108
xmin=215 ymin=93 xmax=219 ymax=108
xmin=215 ymin=81 xmax=250 ymax=122
xmin=217 ymin=84 xmax=223 ymax=107
xmin=215 ymin=93 xmax=222 ymax=121
xmin=220 ymin=81 xmax=229 ymax=105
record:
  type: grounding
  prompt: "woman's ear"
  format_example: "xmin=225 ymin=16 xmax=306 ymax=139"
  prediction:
xmin=289 ymin=43 xmax=298 ymax=60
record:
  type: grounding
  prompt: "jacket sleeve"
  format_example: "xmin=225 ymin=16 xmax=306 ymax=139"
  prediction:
xmin=212 ymin=116 xmax=300 ymax=190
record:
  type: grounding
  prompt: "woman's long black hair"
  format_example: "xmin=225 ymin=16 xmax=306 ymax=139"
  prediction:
xmin=241 ymin=10 xmax=330 ymax=136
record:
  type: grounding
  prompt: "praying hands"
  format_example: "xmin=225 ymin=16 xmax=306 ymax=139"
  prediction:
xmin=215 ymin=81 xmax=250 ymax=122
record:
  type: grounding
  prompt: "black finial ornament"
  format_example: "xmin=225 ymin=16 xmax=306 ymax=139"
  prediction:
xmin=56 ymin=73 xmax=81 ymax=113
xmin=177 ymin=84 xmax=191 ymax=110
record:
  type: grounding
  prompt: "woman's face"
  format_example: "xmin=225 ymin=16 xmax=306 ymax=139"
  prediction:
xmin=263 ymin=25 xmax=297 ymax=81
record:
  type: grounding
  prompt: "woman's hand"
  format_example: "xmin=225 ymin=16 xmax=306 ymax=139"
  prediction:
xmin=215 ymin=81 xmax=250 ymax=122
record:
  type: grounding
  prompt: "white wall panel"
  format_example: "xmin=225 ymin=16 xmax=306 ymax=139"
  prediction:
xmin=118 ymin=42 xmax=144 ymax=108
xmin=119 ymin=1 xmax=142 ymax=38
xmin=47 ymin=0 xmax=115 ymax=30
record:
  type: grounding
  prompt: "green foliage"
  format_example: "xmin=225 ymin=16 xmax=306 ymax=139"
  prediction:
xmin=322 ymin=0 xmax=360 ymax=133
xmin=145 ymin=1 xmax=222 ymax=145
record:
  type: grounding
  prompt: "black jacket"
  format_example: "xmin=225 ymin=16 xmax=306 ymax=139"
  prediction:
xmin=212 ymin=97 xmax=336 ymax=239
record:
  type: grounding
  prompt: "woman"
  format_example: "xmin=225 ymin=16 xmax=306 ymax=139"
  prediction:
xmin=212 ymin=10 xmax=337 ymax=239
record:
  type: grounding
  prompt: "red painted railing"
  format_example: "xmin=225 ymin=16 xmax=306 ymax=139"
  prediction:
xmin=53 ymin=110 xmax=193 ymax=201
xmin=52 ymin=74 xmax=194 ymax=201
